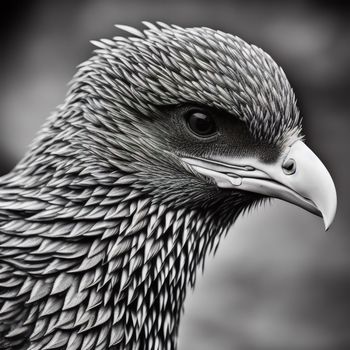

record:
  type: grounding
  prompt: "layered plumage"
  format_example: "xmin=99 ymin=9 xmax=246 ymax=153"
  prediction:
xmin=0 ymin=22 xmax=335 ymax=350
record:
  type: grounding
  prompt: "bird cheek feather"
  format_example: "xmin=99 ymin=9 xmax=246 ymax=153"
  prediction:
xmin=181 ymin=140 xmax=337 ymax=230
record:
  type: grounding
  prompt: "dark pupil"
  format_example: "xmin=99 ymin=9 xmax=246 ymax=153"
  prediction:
xmin=188 ymin=112 xmax=216 ymax=136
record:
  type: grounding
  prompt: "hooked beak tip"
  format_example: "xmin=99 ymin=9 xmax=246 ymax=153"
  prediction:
xmin=321 ymin=195 xmax=337 ymax=231
xmin=324 ymin=216 xmax=332 ymax=231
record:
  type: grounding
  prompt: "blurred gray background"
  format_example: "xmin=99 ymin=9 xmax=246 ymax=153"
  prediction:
xmin=0 ymin=1 xmax=349 ymax=349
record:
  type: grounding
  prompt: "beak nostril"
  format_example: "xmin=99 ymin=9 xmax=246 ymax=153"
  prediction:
xmin=282 ymin=158 xmax=296 ymax=175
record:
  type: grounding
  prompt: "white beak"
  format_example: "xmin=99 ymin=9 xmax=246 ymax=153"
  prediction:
xmin=181 ymin=141 xmax=337 ymax=230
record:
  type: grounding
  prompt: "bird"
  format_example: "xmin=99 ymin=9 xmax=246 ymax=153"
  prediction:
xmin=0 ymin=22 xmax=336 ymax=350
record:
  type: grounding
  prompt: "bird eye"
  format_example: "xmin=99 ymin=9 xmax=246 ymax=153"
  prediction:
xmin=186 ymin=111 xmax=217 ymax=137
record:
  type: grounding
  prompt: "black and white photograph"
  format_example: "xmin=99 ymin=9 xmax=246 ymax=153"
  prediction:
xmin=0 ymin=1 xmax=348 ymax=349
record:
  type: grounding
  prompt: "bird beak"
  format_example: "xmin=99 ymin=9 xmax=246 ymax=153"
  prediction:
xmin=181 ymin=140 xmax=337 ymax=230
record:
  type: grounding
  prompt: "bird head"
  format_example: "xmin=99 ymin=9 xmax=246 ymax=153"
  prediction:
xmin=76 ymin=22 xmax=336 ymax=230
xmin=0 ymin=23 xmax=338 ymax=350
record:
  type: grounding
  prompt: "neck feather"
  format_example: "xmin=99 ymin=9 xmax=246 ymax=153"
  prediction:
xmin=0 ymin=162 xmax=233 ymax=350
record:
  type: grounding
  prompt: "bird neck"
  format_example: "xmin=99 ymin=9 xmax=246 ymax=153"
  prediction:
xmin=0 ymin=163 xmax=232 ymax=349
xmin=100 ymin=202 xmax=224 ymax=349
